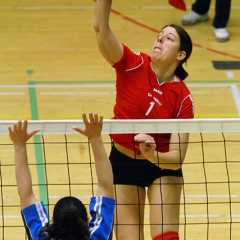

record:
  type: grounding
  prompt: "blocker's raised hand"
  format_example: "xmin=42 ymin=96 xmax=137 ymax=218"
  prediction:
xmin=8 ymin=120 xmax=40 ymax=146
xmin=73 ymin=113 xmax=103 ymax=140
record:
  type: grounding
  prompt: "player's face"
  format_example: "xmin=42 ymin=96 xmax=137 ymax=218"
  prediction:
xmin=151 ymin=26 xmax=181 ymax=63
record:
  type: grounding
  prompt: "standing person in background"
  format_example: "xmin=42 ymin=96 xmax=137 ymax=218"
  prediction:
xmin=93 ymin=0 xmax=194 ymax=240
xmin=9 ymin=113 xmax=115 ymax=240
xmin=181 ymin=0 xmax=231 ymax=42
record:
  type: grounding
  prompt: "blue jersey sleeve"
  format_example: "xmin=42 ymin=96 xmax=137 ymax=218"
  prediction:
xmin=89 ymin=196 xmax=115 ymax=240
xmin=21 ymin=201 xmax=49 ymax=240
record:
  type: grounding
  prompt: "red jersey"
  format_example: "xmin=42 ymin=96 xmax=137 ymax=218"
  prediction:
xmin=111 ymin=44 xmax=194 ymax=153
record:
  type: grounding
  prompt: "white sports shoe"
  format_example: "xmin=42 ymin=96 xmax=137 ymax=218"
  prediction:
xmin=182 ymin=11 xmax=209 ymax=25
xmin=214 ymin=28 xmax=229 ymax=42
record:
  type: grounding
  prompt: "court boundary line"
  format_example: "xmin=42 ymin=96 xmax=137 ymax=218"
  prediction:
xmin=28 ymin=82 xmax=48 ymax=209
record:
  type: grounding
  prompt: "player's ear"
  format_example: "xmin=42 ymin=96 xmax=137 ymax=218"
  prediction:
xmin=177 ymin=51 xmax=186 ymax=61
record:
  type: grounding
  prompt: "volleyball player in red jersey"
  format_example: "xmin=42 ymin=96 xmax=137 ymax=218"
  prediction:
xmin=93 ymin=1 xmax=194 ymax=240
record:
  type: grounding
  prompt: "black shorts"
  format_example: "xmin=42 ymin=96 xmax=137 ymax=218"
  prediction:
xmin=109 ymin=144 xmax=183 ymax=188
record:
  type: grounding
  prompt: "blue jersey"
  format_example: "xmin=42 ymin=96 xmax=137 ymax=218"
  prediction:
xmin=21 ymin=196 xmax=115 ymax=240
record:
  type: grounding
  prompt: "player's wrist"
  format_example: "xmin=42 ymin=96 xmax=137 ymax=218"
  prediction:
xmin=90 ymin=136 xmax=103 ymax=143
xmin=149 ymin=151 xmax=160 ymax=165
xmin=13 ymin=144 xmax=27 ymax=150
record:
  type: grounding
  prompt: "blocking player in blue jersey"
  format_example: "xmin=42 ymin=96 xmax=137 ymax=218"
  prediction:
xmin=8 ymin=113 xmax=115 ymax=240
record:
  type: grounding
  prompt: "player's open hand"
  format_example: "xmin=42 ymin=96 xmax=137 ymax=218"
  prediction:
xmin=8 ymin=120 xmax=40 ymax=146
xmin=73 ymin=113 xmax=103 ymax=140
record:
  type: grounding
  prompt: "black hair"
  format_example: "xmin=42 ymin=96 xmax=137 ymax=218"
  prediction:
xmin=162 ymin=24 xmax=192 ymax=80
xmin=39 ymin=196 xmax=90 ymax=240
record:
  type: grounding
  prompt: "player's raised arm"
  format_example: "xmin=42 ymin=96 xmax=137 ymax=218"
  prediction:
xmin=8 ymin=120 xmax=40 ymax=209
xmin=93 ymin=0 xmax=123 ymax=66
xmin=73 ymin=113 xmax=114 ymax=198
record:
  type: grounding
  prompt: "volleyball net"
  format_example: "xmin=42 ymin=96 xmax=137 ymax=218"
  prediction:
xmin=0 ymin=118 xmax=240 ymax=239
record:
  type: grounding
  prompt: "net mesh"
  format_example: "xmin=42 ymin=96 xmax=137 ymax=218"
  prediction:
xmin=0 ymin=118 xmax=240 ymax=239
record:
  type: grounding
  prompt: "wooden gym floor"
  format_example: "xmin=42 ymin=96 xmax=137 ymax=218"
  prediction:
xmin=0 ymin=0 xmax=240 ymax=239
